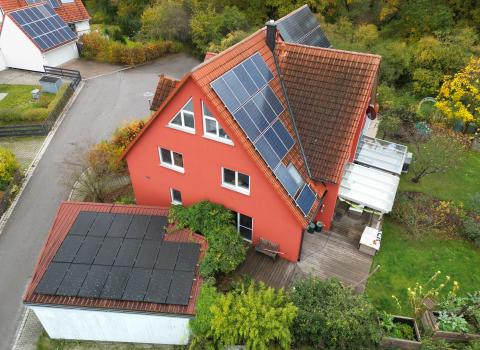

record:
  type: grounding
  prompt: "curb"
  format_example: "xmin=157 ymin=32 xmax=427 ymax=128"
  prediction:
xmin=0 ymin=81 xmax=85 ymax=236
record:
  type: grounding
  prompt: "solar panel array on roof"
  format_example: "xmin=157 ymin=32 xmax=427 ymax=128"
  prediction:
xmin=26 ymin=0 xmax=61 ymax=9
xmin=9 ymin=3 xmax=77 ymax=51
xmin=35 ymin=211 xmax=199 ymax=306
xmin=211 ymin=52 xmax=316 ymax=216
xmin=276 ymin=6 xmax=330 ymax=48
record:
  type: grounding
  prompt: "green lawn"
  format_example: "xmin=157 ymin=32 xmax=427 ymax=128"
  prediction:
xmin=365 ymin=149 xmax=480 ymax=314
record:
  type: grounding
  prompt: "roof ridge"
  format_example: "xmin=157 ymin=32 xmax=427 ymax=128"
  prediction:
xmin=275 ymin=4 xmax=309 ymax=23
xmin=280 ymin=40 xmax=382 ymax=60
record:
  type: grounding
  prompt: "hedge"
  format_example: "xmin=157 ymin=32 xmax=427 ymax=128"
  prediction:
xmin=80 ymin=32 xmax=182 ymax=65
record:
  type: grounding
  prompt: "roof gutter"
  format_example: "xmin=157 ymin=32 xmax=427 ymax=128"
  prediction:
xmin=265 ymin=20 xmax=313 ymax=179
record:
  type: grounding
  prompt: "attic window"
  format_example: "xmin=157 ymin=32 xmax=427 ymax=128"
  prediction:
xmin=202 ymin=102 xmax=232 ymax=145
xmin=168 ymin=98 xmax=195 ymax=134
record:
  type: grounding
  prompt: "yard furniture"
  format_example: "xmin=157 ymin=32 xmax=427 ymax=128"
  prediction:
xmin=358 ymin=226 xmax=381 ymax=256
xmin=255 ymin=238 xmax=280 ymax=260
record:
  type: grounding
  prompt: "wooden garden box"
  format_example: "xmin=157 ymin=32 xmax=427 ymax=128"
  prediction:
xmin=381 ymin=316 xmax=422 ymax=350
xmin=422 ymin=310 xmax=480 ymax=343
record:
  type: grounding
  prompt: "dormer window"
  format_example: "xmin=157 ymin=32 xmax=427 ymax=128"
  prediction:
xmin=168 ymin=98 xmax=195 ymax=134
xmin=202 ymin=102 xmax=233 ymax=145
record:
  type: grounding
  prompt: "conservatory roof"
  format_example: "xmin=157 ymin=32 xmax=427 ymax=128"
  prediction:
xmin=354 ymin=136 xmax=408 ymax=175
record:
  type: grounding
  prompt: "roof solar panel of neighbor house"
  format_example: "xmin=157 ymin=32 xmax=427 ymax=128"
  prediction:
xmin=145 ymin=216 xmax=167 ymax=241
xmin=68 ymin=211 xmax=97 ymax=236
xmin=56 ymin=263 xmax=90 ymax=296
xmin=167 ymin=270 xmax=195 ymax=305
xmin=107 ymin=213 xmax=133 ymax=238
xmin=78 ymin=265 xmax=111 ymax=298
xmin=276 ymin=6 xmax=330 ymax=48
xmin=9 ymin=4 xmax=77 ymax=51
xmin=88 ymin=212 xmax=114 ymax=237
xmin=125 ymin=214 xmax=151 ymax=239
xmin=296 ymin=184 xmax=316 ymax=215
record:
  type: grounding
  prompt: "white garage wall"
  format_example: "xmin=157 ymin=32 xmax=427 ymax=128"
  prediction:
xmin=0 ymin=50 xmax=7 ymax=71
xmin=74 ymin=20 xmax=90 ymax=36
xmin=44 ymin=42 xmax=79 ymax=67
xmin=0 ymin=16 xmax=45 ymax=71
xmin=30 ymin=305 xmax=192 ymax=345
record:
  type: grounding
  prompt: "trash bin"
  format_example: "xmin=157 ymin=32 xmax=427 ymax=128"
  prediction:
xmin=31 ymin=89 xmax=40 ymax=100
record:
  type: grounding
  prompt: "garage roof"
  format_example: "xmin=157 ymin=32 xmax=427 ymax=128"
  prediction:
xmin=339 ymin=163 xmax=400 ymax=213
xmin=24 ymin=202 xmax=206 ymax=316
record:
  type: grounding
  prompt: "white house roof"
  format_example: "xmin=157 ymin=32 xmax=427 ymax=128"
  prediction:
xmin=339 ymin=162 xmax=400 ymax=213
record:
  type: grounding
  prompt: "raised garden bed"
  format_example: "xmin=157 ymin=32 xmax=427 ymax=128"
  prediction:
xmin=422 ymin=310 xmax=480 ymax=343
xmin=381 ymin=315 xmax=422 ymax=349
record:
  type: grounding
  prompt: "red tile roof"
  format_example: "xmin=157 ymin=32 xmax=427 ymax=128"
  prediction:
xmin=277 ymin=42 xmax=381 ymax=183
xmin=204 ymin=52 xmax=218 ymax=61
xmin=0 ymin=0 xmax=25 ymax=12
xmin=55 ymin=0 xmax=90 ymax=24
xmin=24 ymin=202 xmax=207 ymax=316
xmin=150 ymin=75 xmax=179 ymax=111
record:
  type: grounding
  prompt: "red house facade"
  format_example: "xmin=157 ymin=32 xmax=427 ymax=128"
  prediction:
xmin=124 ymin=6 xmax=381 ymax=262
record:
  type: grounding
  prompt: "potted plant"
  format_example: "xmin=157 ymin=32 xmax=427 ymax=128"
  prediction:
xmin=307 ymin=222 xmax=316 ymax=234
xmin=380 ymin=313 xmax=422 ymax=349
xmin=315 ymin=221 xmax=323 ymax=232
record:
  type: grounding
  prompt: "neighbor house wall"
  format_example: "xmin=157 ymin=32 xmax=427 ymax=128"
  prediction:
xmin=126 ymin=78 xmax=304 ymax=261
xmin=0 ymin=50 xmax=7 ymax=71
xmin=44 ymin=42 xmax=79 ymax=67
xmin=74 ymin=20 xmax=90 ymax=36
xmin=30 ymin=306 xmax=191 ymax=345
xmin=0 ymin=16 xmax=44 ymax=71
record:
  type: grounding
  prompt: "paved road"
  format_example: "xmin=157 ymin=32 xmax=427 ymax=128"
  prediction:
xmin=0 ymin=53 xmax=199 ymax=350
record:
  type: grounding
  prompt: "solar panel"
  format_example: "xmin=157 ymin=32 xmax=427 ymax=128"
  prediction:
xmin=73 ymin=236 xmax=103 ymax=264
xmin=176 ymin=243 xmax=200 ymax=271
xmin=9 ymin=4 xmax=77 ymax=52
xmin=100 ymin=266 xmax=131 ymax=299
xmin=155 ymin=242 xmax=180 ymax=270
xmin=68 ymin=211 xmax=97 ymax=236
xmin=125 ymin=214 xmax=150 ymax=239
xmin=53 ymin=235 xmax=84 ymax=263
xmin=275 ymin=164 xmax=300 ymax=196
xmin=35 ymin=262 xmax=69 ymax=295
xmin=233 ymin=108 xmax=261 ymax=141
xmin=144 ymin=269 xmax=173 ymax=303
xmin=255 ymin=136 xmax=280 ymax=169
xmin=56 ymin=264 xmax=89 ymax=296
xmin=107 ymin=213 xmax=133 ymax=238
xmin=296 ymin=184 xmax=316 ymax=216
xmin=78 ymin=265 xmax=110 ymax=298
xmin=88 ymin=213 xmax=114 ymax=237
xmin=134 ymin=241 xmax=160 ymax=269
xmin=276 ymin=6 xmax=330 ymax=48
xmin=114 ymin=239 xmax=142 ymax=267
xmin=94 ymin=237 xmax=122 ymax=265
xmin=272 ymin=120 xmax=295 ymax=150
xmin=122 ymin=268 xmax=151 ymax=301
xmin=167 ymin=270 xmax=195 ymax=305
xmin=145 ymin=216 xmax=167 ymax=241
xmin=265 ymin=127 xmax=288 ymax=159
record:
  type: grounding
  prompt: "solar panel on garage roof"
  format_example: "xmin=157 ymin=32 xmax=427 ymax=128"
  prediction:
xmin=35 ymin=212 xmax=200 ymax=305
xmin=9 ymin=3 xmax=77 ymax=52
xmin=276 ymin=6 xmax=330 ymax=48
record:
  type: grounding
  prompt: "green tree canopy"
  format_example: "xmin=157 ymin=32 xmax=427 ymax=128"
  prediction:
xmin=139 ymin=0 xmax=190 ymax=41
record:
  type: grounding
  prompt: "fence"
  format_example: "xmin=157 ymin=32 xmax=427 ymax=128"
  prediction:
xmin=0 ymin=66 xmax=81 ymax=137
xmin=0 ymin=169 xmax=23 ymax=218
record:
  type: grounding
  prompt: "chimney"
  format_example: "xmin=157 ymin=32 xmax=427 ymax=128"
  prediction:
xmin=266 ymin=20 xmax=276 ymax=52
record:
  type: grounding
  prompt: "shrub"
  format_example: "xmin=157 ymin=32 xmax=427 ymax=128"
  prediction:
xmin=0 ymin=148 xmax=20 ymax=190
xmin=391 ymin=193 xmax=431 ymax=237
xmin=209 ymin=282 xmax=297 ymax=350
xmin=111 ymin=119 xmax=146 ymax=152
xmin=461 ymin=216 xmax=480 ymax=247
xmin=289 ymin=277 xmax=381 ymax=349
xmin=169 ymin=201 xmax=246 ymax=278
xmin=189 ymin=281 xmax=219 ymax=349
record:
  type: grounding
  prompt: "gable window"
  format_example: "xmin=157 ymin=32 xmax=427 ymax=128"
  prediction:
xmin=222 ymin=167 xmax=250 ymax=195
xmin=168 ymin=98 xmax=195 ymax=134
xmin=202 ymin=102 xmax=233 ymax=145
xmin=159 ymin=147 xmax=184 ymax=173
xmin=232 ymin=211 xmax=253 ymax=241
xmin=170 ymin=188 xmax=182 ymax=205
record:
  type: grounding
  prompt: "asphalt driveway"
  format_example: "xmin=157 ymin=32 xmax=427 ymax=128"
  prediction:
xmin=0 ymin=53 xmax=199 ymax=350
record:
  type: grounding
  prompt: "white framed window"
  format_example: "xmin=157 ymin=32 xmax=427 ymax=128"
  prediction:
xmin=170 ymin=188 xmax=182 ymax=205
xmin=168 ymin=98 xmax=195 ymax=134
xmin=221 ymin=167 xmax=250 ymax=195
xmin=202 ymin=102 xmax=233 ymax=145
xmin=159 ymin=147 xmax=184 ymax=173
xmin=232 ymin=211 xmax=253 ymax=241
xmin=287 ymin=163 xmax=304 ymax=191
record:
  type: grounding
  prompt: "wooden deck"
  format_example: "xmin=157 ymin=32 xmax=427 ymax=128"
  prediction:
xmin=233 ymin=230 xmax=374 ymax=293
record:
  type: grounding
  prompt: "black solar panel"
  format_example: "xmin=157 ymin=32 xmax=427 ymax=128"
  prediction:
xmin=135 ymin=241 xmax=160 ymax=269
xmin=78 ymin=265 xmax=110 ymax=298
xmin=114 ymin=239 xmax=142 ymax=266
xmin=88 ymin=213 xmax=114 ymax=237
xmin=126 ymin=214 xmax=150 ymax=239
xmin=94 ymin=237 xmax=122 ymax=265
xmin=155 ymin=242 xmax=180 ymax=270
xmin=122 ymin=268 xmax=151 ymax=301
xmin=9 ymin=4 xmax=77 ymax=52
xmin=276 ymin=6 xmax=330 ymax=48
xmin=68 ymin=211 xmax=97 ymax=236
xmin=101 ymin=266 xmax=131 ymax=299
xmin=73 ymin=236 xmax=103 ymax=264
xmin=145 ymin=216 xmax=167 ymax=240
xmin=167 ymin=270 xmax=195 ymax=305
xmin=56 ymin=264 xmax=89 ymax=296
xmin=296 ymin=184 xmax=316 ymax=215
xmin=107 ymin=213 xmax=133 ymax=238
xmin=176 ymin=243 xmax=200 ymax=271
xmin=35 ymin=262 xmax=69 ymax=295
xmin=144 ymin=269 xmax=173 ymax=303
xmin=53 ymin=235 xmax=83 ymax=263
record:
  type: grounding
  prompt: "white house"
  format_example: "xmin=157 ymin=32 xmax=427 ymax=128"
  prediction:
xmin=0 ymin=0 xmax=90 ymax=71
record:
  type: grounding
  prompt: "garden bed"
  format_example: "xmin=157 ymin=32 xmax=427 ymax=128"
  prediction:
xmin=381 ymin=315 xmax=422 ymax=349
xmin=422 ymin=310 xmax=480 ymax=342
